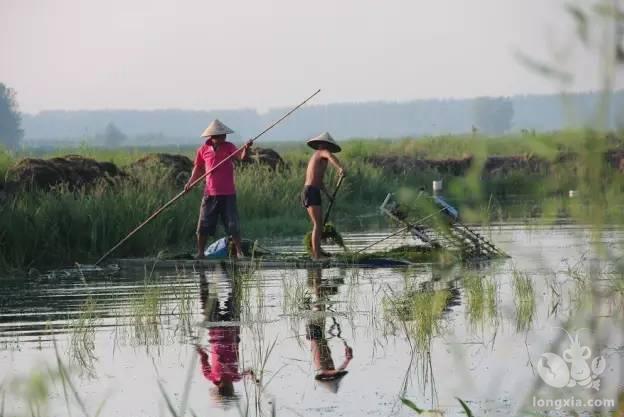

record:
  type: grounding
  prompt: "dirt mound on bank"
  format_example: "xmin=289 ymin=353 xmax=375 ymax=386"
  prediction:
xmin=126 ymin=148 xmax=285 ymax=186
xmin=239 ymin=147 xmax=285 ymax=170
xmin=127 ymin=153 xmax=193 ymax=186
xmin=366 ymin=154 xmax=551 ymax=177
xmin=5 ymin=155 xmax=126 ymax=191
xmin=483 ymin=155 xmax=549 ymax=176
xmin=364 ymin=155 xmax=472 ymax=176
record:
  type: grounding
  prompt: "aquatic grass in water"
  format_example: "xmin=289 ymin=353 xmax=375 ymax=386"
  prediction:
xmin=464 ymin=273 xmax=499 ymax=330
xmin=68 ymin=297 xmax=98 ymax=376
xmin=512 ymin=269 xmax=536 ymax=332
xmin=170 ymin=272 xmax=197 ymax=341
xmin=129 ymin=277 xmax=164 ymax=349
xmin=281 ymin=273 xmax=309 ymax=317
xmin=383 ymin=284 xmax=451 ymax=352
xmin=241 ymin=329 xmax=279 ymax=417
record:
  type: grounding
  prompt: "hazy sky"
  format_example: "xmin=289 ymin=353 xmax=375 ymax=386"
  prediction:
xmin=0 ymin=0 xmax=617 ymax=113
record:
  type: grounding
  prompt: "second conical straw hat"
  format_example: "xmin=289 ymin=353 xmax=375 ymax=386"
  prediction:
xmin=306 ymin=132 xmax=341 ymax=153
xmin=201 ymin=119 xmax=234 ymax=137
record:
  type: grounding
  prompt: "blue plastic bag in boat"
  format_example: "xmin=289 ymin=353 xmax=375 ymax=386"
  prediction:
xmin=204 ymin=237 xmax=229 ymax=258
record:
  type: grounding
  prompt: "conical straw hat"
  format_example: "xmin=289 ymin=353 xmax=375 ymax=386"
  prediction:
xmin=201 ymin=119 xmax=234 ymax=137
xmin=306 ymin=132 xmax=341 ymax=153
xmin=315 ymin=370 xmax=348 ymax=393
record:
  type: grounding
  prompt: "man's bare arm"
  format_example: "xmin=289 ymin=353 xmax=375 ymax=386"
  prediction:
xmin=321 ymin=150 xmax=345 ymax=176
xmin=236 ymin=140 xmax=253 ymax=161
xmin=185 ymin=164 xmax=205 ymax=191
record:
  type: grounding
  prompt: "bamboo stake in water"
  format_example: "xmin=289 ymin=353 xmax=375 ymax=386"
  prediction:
xmin=95 ymin=89 xmax=321 ymax=265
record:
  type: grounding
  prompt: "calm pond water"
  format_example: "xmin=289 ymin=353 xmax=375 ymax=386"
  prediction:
xmin=1 ymin=225 xmax=623 ymax=416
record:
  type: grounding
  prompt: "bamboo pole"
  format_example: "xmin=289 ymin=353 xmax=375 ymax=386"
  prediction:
xmin=323 ymin=174 xmax=345 ymax=226
xmin=95 ymin=89 xmax=321 ymax=265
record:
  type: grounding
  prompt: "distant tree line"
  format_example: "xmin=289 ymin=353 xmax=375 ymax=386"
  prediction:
xmin=14 ymin=89 xmax=624 ymax=144
xmin=0 ymin=83 xmax=24 ymax=150
xmin=473 ymin=97 xmax=514 ymax=134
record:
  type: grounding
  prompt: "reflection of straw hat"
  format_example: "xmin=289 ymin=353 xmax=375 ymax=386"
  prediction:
xmin=315 ymin=370 xmax=348 ymax=393
xmin=201 ymin=119 xmax=234 ymax=137
xmin=307 ymin=132 xmax=341 ymax=153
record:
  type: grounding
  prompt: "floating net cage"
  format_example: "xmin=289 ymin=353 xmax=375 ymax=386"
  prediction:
xmin=379 ymin=192 xmax=509 ymax=261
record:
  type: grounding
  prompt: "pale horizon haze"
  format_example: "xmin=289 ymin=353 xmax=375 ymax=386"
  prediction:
xmin=1 ymin=0 xmax=619 ymax=114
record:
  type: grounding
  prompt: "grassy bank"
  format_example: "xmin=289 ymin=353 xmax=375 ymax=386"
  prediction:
xmin=1 ymin=130 xmax=623 ymax=271
xmin=0 ymin=160 xmax=433 ymax=270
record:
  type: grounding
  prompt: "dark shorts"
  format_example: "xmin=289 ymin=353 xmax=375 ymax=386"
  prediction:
xmin=197 ymin=195 xmax=240 ymax=237
xmin=301 ymin=185 xmax=322 ymax=208
xmin=306 ymin=323 xmax=323 ymax=341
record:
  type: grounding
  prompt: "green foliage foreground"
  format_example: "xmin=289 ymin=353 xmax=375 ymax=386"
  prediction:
xmin=0 ymin=130 xmax=623 ymax=272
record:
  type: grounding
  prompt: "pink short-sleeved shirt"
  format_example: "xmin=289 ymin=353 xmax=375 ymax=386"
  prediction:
xmin=194 ymin=140 xmax=238 ymax=196
xmin=198 ymin=327 xmax=243 ymax=384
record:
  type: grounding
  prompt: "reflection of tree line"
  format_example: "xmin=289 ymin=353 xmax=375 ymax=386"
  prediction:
xmin=194 ymin=264 xmax=354 ymax=403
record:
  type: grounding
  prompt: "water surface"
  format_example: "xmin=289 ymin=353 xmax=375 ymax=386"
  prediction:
xmin=1 ymin=225 xmax=623 ymax=416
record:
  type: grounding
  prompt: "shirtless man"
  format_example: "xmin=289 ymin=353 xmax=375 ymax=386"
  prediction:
xmin=301 ymin=132 xmax=346 ymax=260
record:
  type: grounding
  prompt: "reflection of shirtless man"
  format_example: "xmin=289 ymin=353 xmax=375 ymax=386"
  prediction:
xmin=301 ymin=132 xmax=345 ymax=260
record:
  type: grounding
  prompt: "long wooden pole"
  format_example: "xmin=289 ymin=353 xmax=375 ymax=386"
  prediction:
xmin=95 ymin=89 xmax=321 ymax=265
xmin=323 ymin=174 xmax=344 ymax=226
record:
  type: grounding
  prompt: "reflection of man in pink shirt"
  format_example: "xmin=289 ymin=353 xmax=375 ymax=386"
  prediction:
xmin=196 ymin=267 xmax=255 ymax=398
xmin=195 ymin=328 xmax=254 ymax=396
xmin=185 ymin=119 xmax=251 ymax=258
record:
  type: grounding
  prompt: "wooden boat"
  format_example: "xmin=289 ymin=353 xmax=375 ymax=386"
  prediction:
xmin=112 ymin=243 xmax=452 ymax=270
xmin=112 ymin=254 xmax=417 ymax=270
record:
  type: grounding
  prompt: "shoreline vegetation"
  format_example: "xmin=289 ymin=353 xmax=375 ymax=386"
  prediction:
xmin=1 ymin=130 xmax=623 ymax=272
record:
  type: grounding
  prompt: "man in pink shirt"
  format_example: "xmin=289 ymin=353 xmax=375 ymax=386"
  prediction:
xmin=185 ymin=119 xmax=251 ymax=258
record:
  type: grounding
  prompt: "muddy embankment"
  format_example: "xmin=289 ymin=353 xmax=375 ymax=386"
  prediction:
xmin=0 ymin=147 xmax=285 ymax=200
xmin=1 ymin=148 xmax=622 ymax=202
xmin=365 ymin=150 xmax=624 ymax=177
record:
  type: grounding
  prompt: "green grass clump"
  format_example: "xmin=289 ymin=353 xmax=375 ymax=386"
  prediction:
xmin=512 ymin=269 xmax=536 ymax=332
xmin=464 ymin=274 xmax=499 ymax=329
xmin=129 ymin=279 xmax=164 ymax=348
xmin=384 ymin=287 xmax=451 ymax=351
xmin=302 ymin=223 xmax=346 ymax=256
xmin=344 ymin=245 xmax=452 ymax=264
xmin=69 ymin=297 xmax=98 ymax=375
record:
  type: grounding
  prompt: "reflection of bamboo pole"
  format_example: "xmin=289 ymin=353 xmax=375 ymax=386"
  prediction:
xmin=95 ymin=89 xmax=321 ymax=265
